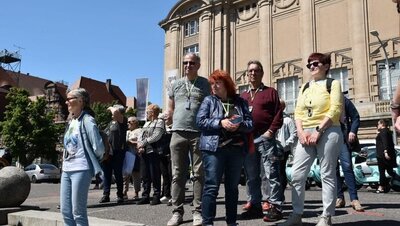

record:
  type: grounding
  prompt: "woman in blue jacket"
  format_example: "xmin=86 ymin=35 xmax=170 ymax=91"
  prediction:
xmin=196 ymin=69 xmax=253 ymax=226
xmin=61 ymin=88 xmax=105 ymax=226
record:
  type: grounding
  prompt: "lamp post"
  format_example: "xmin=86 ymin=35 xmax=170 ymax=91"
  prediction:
xmin=370 ymin=30 xmax=397 ymax=144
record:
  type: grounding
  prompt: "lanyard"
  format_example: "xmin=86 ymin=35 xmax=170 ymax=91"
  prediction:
xmin=249 ymin=87 xmax=261 ymax=102
xmin=185 ymin=76 xmax=198 ymax=99
xmin=221 ymin=99 xmax=231 ymax=117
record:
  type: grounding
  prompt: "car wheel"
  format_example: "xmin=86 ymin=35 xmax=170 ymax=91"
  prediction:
xmin=32 ymin=175 xmax=38 ymax=183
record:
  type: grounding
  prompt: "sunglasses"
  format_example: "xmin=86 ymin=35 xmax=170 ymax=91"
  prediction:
xmin=66 ymin=97 xmax=77 ymax=102
xmin=183 ymin=61 xmax=196 ymax=66
xmin=128 ymin=121 xmax=137 ymax=124
xmin=306 ymin=61 xmax=321 ymax=69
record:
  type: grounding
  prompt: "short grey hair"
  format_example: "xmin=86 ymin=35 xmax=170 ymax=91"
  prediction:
xmin=112 ymin=104 xmax=126 ymax=114
xmin=185 ymin=52 xmax=201 ymax=63
xmin=68 ymin=88 xmax=90 ymax=109
xmin=247 ymin=60 xmax=264 ymax=73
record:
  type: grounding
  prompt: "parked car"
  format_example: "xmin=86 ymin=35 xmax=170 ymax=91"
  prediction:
xmin=24 ymin=163 xmax=61 ymax=183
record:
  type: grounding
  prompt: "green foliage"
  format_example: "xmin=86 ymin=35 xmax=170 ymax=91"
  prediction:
xmin=91 ymin=102 xmax=112 ymax=130
xmin=125 ymin=107 xmax=137 ymax=117
xmin=0 ymin=88 xmax=60 ymax=167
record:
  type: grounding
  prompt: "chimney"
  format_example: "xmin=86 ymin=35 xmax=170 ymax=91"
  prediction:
xmin=106 ymin=79 xmax=111 ymax=93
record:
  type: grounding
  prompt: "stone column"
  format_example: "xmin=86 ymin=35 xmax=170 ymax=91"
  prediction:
xmin=214 ymin=6 xmax=223 ymax=70
xmin=169 ymin=22 xmax=180 ymax=71
xmin=349 ymin=0 xmax=370 ymax=103
xmin=199 ymin=10 xmax=212 ymax=77
xmin=299 ymin=0 xmax=314 ymax=80
xmin=259 ymin=0 xmax=272 ymax=85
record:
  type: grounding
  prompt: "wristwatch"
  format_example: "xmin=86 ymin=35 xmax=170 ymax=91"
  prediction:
xmin=390 ymin=102 xmax=400 ymax=110
xmin=316 ymin=126 xmax=324 ymax=133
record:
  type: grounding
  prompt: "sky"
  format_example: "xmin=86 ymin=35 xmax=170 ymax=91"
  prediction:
xmin=0 ymin=0 xmax=178 ymax=107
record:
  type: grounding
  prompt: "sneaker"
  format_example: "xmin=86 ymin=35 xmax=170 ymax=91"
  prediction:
xmin=167 ymin=212 xmax=183 ymax=226
xmin=99 ymin=195 xmax=110 ymax=203
xmin=150 ymin=196 xmax=161 ymax=205
xmin=277 ymin=213 xmax=302 ymax=226
xmin=242 ymin=201 xmax=252 ymax=210
xmin=167 ymin=199 xmax=173 ymax=206
xmin=335 ymin=198 xmax=345 ymax=208
xmin=117 ymin=196 xmax=124 ymax=204
xmin=263 ymin=206 xmax=283 ymax=222
xmin=160 ymin=196 xmax=171 ymax=204
xmin=240 ymin=204 xmax=263 ymax=219
xmin=262 ymin=201 xmax=272 ymax=212
xmin=351 ymin=200 xmax=364 ymax=212
xmin=192 ymin=212 xmax=202 ymax=226
xmin=136 ymin=198 xmax=150 ymax=205
xmin=316 ymin=215 xmax=332 ymax=226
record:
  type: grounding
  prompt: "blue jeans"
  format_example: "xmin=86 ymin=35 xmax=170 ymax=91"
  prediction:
xmin=102 ymin=150 xmax=125 ymax=198
xmin=258 ymin=137 xmax=283 ymax=210
xmin=60 ymin=169 xmax=92 ymax=226
xmin=243 ymin=150 xmax=262 ymax=205
xmin=336 ymin=142 xmax=358 ymax=201
xmin=201 ymin=145 xmax=245 ymax=225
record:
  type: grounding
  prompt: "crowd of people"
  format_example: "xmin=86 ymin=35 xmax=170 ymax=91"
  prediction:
xmin=59 ymin=52 xmax=400 ymax=226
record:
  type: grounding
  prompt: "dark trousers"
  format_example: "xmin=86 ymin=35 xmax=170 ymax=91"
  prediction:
xmin=159 ymin=154 xmax=172 ymax=198
xmin=102 ymin=150 xmax=125 ymax=198
xmin=141 ymin=152 xmax=161 ymax=198
xmin=378 ymin=157 xmax=397 ymax=186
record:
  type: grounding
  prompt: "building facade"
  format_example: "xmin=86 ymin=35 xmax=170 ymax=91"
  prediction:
xmin=159 ymin=0 xmax=400 ymax=139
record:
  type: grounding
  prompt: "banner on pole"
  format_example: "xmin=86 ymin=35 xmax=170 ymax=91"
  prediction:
xmin=136 ymin=78 xmax=149 ymax=121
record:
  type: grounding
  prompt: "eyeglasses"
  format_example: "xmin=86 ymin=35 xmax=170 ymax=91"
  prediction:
xmin=66 ymin=97 xmax=77 ymax=102
xmin=128 ymin=121 xmax=137 ymax=124
xmin=247 ymin=69 xmax=261 ymax=73
xmin=306 ymin=61 xmax=322 ymax=69
xmin=183 ymin=61 xmax=196 ymax=66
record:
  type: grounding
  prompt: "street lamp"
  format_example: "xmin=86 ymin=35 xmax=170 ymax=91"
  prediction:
xmin=370 ymin=30 xmax=397 ymax=144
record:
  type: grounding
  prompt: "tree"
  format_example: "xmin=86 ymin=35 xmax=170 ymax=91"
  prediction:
xmin=0 ymin=88 xmax=60 ymax=167
xmin=91 ymin=102 xmax=112 ymax=130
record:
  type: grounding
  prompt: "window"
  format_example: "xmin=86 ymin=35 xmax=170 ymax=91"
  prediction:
xmin=183 ymin=44 xmax=199 ymax=55
xmin=328 ymin=67 xmax=349 ymax=94
xmin=377 ymin=58 xmax=400 ymax=100
xmin=277 ymin=76 xmax=299 ymax=113
xmin=238 ymin=84 xmax=249 ymax=94
xmin=184 ymin=20 xmax=199 ymax=37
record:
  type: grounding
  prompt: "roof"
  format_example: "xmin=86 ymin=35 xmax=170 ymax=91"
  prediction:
xmin=70 ymin=76 xmax=126 ymax=106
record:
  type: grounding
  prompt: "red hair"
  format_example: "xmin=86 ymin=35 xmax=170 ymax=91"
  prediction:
xmin=209 ymin=70 xmax=236 ymax=98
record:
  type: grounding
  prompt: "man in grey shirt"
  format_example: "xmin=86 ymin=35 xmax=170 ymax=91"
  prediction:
xmin=166 ymin=52 xmax=211 ymax=226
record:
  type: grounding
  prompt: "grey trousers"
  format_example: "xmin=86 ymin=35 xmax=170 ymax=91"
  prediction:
xmin=170 ymin=131 xmax=203 ymax=215
xmin=290 ymin=126 xmax=342 ymax=217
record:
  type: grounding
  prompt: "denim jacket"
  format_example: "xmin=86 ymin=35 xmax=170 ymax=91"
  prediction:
xmin=196 ymin=95 xmax=253 ymax=152
xmin=78 ymin=112 xmax=105 ymax=176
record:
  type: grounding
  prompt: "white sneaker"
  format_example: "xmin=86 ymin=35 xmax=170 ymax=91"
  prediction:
xmin=160 ymin=196 xmax=170 ymax=204
xmin=167 ymin=212 xmax=183 ymax=226
xmin=192 ymin=212 xmax=202 ymax=226
xmin=278 ymin=213 xmax=302 ymax=226
xmin=316 ymin=215 xmax=331 ymax=226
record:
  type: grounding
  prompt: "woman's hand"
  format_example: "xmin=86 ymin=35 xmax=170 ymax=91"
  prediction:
xmin=308 ymin=131 xmax=322 ymax=146
xmin=298 ymin=130 xmax=311 ymax=145
xmin=221 ymin=118 xmax=240 ymax=132
xmin=384 ymin=151 xmax=391 ymax=160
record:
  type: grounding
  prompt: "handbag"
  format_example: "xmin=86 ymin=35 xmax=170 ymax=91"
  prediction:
xmin=122 ymin=151 xmax=136 ymax=176
xmin=149 ymin=119 xmax=171 ymax=156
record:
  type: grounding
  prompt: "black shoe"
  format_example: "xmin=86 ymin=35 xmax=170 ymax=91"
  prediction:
xmin=99 ymin=195 xmax=110 ymax=203
xmin=263 ymin=206 xmax=283 ymax=222
xmin=240 ymin=205 xmax=263 ymax=219
xmin=136 ymin=198 xmax=150 ymax=205
xmin=150 ymin=197 xmax=161 ymax=205
xmin=117 ymin=197 xmax=124 ymax=204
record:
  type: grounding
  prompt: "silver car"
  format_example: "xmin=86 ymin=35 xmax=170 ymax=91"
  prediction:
xmin=24 ymin=163 xmax=61 ymax=183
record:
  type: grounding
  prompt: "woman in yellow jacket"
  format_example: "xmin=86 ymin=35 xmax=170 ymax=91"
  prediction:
xmin=279 ymin=53 xmax=343 ymax=226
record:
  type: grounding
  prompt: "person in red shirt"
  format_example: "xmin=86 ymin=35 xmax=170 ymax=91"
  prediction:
xmin=240 ymin=60 xmax=284 ymax=222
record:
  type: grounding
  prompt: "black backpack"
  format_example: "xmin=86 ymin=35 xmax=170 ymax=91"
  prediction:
xmin=302 ymin=77 xmax=334 ymax=94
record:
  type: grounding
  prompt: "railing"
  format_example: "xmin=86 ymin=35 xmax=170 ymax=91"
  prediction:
xmin=375 ymin=101 xmax=391 ymax=113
